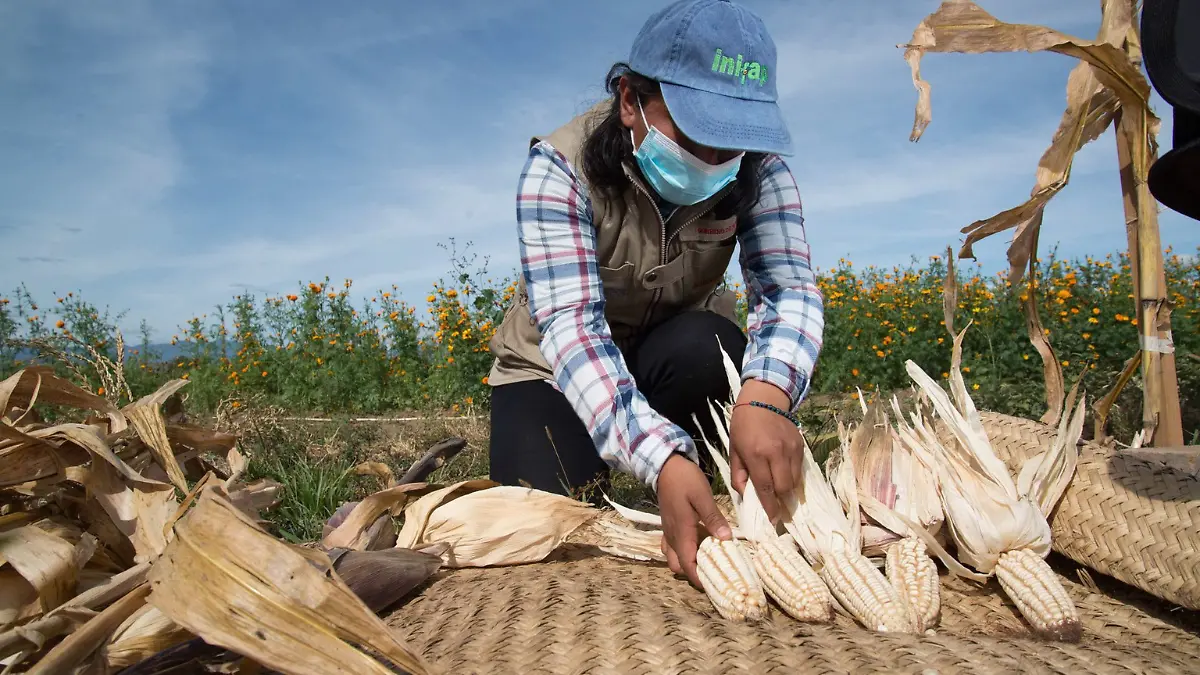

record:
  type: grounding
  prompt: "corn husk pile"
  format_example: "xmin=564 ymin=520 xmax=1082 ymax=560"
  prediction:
xmin=0 ymin=366 xmax=442 ymax=674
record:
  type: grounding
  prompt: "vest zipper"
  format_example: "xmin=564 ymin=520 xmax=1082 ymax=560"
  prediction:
xmin=632 ymin=181 xmax=737 ymax=333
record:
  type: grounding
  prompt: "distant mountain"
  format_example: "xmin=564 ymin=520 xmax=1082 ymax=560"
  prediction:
xmin=9 ymin=342 xmax=193 ymax=364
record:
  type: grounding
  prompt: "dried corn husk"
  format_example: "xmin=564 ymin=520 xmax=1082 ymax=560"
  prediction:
xmin=396 ymin=484 xmax=597 ymax=568
xmin=782 ymin=428 xmax=915 ymax=633
xmin=898 ymin=324 xmax=1085 ymax=574
xmin=147 ymin=485 xmax=431 ymax=675
xmin=825 ymin=394 xmax=937 ymax=557
xmin=898 ymin=323 xmax=1086 ymax=640
xmin=587 ymin=516 xmax=667 ymax=563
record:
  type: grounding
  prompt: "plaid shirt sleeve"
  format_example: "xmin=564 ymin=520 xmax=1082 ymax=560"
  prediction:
xmin=515 ymin=140 xmax=699 ymax=490
xmin=737 ymin=155 xmax=825 ymax=409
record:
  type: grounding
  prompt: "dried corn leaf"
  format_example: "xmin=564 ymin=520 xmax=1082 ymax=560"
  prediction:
xmin=224 ymin=448 xmax=247 ymax=488
xmin=27 ymin=583 xmax=150 ymax=675
xmin=82 ymin=458 xmax=177 ymax=564
xmin=0 ymin=368 xmax=124 ymax=432
xmin=45 ymin=423 xmax=162 ymax=487
xmin=164 ymin=424 xmax=238 ymax=456
xmin=782 ymin=434 xmax=860 ymax=567
xmin=903 ymin=0 xmax=1152 ymax=285
xmin=0 ymin=526 xmax=95 ymax=620
xmin=0 ymin=547 xmax=151 ymax=665
xmin=228 ymin=479 xmax=283 ymax=524
xmin=123 ymin=380 xmax=191 ymax=493
xmin=401 ymin=485 xmax=596 ymax=568
xmin=323 ymin=482 xmax=445 ymax=551
xmin=104 ymin=603 xmax=192 ymax=670
xmin=0 ymin=568 xmax=40 ymax=630
xmin=147 ymin=486 xmax=430 ymax=675
xmin=1020 ymin=248 xmax=1067 ymax=425
xmin=354 ymin=462 xmax=396 ymax=489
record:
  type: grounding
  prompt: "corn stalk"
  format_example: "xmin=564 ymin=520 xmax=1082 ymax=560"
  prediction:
xmin=902 ymin=0 xmax=1182 ymax=446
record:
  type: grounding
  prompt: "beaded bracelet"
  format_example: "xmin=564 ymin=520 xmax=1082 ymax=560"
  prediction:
xmin=732 ymin=400 xmax=800 ymax=426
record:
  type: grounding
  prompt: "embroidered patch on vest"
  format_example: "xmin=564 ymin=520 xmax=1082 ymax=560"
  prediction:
xmin=685 ymin=222 xmax=738 ymax=243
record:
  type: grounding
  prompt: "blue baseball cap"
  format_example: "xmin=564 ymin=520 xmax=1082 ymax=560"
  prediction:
xmin=629 ymin=0 xmax=793 ymax=156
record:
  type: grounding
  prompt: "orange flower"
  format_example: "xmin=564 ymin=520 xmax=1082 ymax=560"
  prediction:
xmin=55 ymin=320 xmax=65 ymax=329
xmin=231 ymin=401 xmax=242 ymax=409
xmin=851 ymin=368 xmax=859 ymax=377
xmin=287 ymin=294 xmax=298 ymax=301
xmin=482 ymin=376 xmax=489 ymax=384
xmin=97 ymin=387 xmax=105 ymax=396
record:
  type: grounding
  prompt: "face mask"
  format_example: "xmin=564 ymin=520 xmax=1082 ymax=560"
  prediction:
xmin=630 ymin=96 xmax=743 ymax=206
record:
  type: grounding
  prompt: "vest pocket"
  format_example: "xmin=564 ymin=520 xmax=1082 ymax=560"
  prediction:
xmin=597 ymin=261 xmax=635 ymax=296
xmin=681 ymin=238 xmax=737 ymax=289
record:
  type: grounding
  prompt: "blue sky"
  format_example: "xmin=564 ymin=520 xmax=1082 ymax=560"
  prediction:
xmin=2 ymin=0 xmax=1196 ymax=341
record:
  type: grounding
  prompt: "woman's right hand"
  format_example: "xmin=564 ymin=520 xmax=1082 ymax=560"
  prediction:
xmin=656 ymin=453 xmax=733 ymax=588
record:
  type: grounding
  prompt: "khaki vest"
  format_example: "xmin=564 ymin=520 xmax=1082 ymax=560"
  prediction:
xmin=487 ymin=99 xmax=740 ymax=386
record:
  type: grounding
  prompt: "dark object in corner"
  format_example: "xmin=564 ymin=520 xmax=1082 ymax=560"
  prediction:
xmin=1142 ymin=0 xmax=1200 ymax=221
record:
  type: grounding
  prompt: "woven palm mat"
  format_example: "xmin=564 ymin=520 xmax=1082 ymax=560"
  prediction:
xmin=384 ymin=545 xmax=1200 ymax=675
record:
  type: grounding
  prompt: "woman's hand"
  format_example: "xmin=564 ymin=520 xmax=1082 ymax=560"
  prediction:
xmin=656 ymin=453 xmax=732 ymax=588
xmin=728 ymin=379 xmax=803 ymax=524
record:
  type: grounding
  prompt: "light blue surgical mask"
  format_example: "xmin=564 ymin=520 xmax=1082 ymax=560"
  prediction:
xmin=630 ymin=96 xmax=743 ymax=206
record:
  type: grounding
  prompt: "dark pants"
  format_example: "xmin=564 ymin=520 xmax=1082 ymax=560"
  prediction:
xmin=488 ymin=310 xmax=748 ymax=499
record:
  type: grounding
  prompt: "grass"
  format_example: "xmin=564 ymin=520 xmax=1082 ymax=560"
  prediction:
xmin=202 ymin=387 xmax=851 ymax=542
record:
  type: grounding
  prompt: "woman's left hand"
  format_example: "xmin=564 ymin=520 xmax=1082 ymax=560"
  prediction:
xmin=727 ymin=378 xmax=803 ymax=525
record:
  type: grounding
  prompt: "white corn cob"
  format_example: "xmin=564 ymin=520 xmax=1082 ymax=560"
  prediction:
xmin=820 ymin=546 xmax=914 ymax=633
xmin=994 ymin=548 xmax=1081 ymax=642
xmin=750 ymin=535 xmax=834 ymax=623
xmin=696 ymin=537 xmax=769 ymax=622
xmin=885 ymin=536 xmax=940 ymax=632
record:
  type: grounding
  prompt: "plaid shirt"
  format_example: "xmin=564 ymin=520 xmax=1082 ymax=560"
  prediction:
xmin=515 ymin=140 xmax=824 ymax=490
